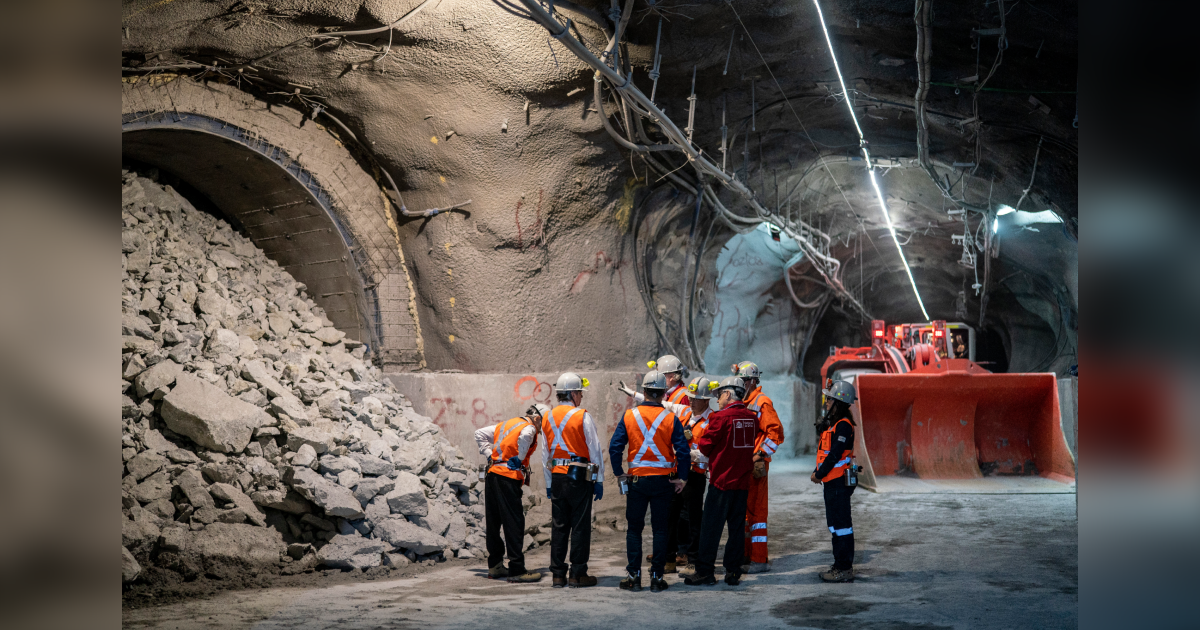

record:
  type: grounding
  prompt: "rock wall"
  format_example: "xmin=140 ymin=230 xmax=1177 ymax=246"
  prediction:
xmin=121 ymin=170 xmax=515 ymax=587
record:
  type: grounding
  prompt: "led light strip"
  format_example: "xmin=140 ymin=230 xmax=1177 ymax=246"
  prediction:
xmin=811 ymin=0 xmax=931 ymax=322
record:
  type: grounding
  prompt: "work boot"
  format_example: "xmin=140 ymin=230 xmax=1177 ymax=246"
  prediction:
xmin=724 ymin=572 xmax=742 ymax=586
xmin=745 ymin=561 xmax=772 ymax=574
xmin=677 ymin=563 xmax=697 ymax=577
xmin=551 ymin=575 xmax=568 ymax=588
xmin=819 ymin=567 xmax=855 ymax=583
xmin=649 ymin=574 xmax=669 ymax=592
xmin=487 ymin=564 xmax=509 ymax=579
xmin=619 ymin=572 xmax=642 ymax=592
xmin=568 ymin=574 xmax=597 ymax=588
xmin=507 ymin=571 xmax=543 ymax=583
xmin=683 ymin=573 xmax=716 ymax=586
xmin=664 ymin=561 xmax=676 ymax=574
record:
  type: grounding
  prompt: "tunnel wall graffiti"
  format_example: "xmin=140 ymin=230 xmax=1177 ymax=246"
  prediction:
xmin=385 ymin=371 xmax=815 ymax=493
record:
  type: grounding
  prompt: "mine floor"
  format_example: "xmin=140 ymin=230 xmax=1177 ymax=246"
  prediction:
xmin=123 ymin=459 xmax=1078 ymax=630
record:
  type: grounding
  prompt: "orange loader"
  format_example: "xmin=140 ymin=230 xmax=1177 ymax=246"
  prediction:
xmin=819 ymin=320 xmax=1076 ymax=490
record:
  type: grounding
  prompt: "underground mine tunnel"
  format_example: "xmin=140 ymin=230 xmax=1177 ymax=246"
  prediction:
xmin=121 ymin=0 xmax=1077 ymax=627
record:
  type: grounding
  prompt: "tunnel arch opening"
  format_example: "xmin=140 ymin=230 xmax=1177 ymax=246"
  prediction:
xmin=121 ymin=77 xmax=425 ymax=369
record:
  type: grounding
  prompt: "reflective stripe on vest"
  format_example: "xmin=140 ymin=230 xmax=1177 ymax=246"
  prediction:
xmin=666 ymin=384 xmax=688 ymax=405
xmin=491 ymin=418 xmax=529 ymax=462
xmin=630 ymin=407 xmax=674 ymax=469
xmin=687 ymin=409 xmax=711 ymax=471
xmin=816 ymin=417 xmax=855 ymax=482
xmin=547 ymin=407 xmax=583 ymax=459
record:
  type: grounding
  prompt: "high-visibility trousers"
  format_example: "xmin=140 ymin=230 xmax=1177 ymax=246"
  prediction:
xmin=744 ymin=462 xmax=769 ymax=563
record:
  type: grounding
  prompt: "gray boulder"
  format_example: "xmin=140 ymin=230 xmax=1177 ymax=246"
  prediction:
xmin=444 ymin=513 xmax=468 ymax=550
xmin=373 ymin=517 xmax=447 ymax=555
xmin=347 ymin=452 xmax=393 ymax=477
xmin=134 ymin=359 xmax=181 ymax=398
xmin=125 ymin=451 xmax=166 ymax=481
xmin=174 ymin=468 xmax=215 ymax=510
xmin=315 ymin=534 xmax=386 ymax=570
xmin=180 ymin=522 xmax=285 ymax=580
xmin=242 ymin=360 xmax=308 ymax=421
xmin=353 ymin=477 xmax=395 ymax=506
xmin=318 ymin=455 xmax=361 ymax=476
xmin=412 ymin=503 xmax=453 ymax=537
xmin=208 ymin=482 xmax=267 ymax=527
xmin=284 ymin=466 xmax=364 ymax=519
xmin=286 ymin=427 xmax=335 ymax=455
xmin=142 ymin=428 xmax=175 ymax=453
xmin=250 ymin=488 xmax=312 ymax=514
xmin=206 ymin=328 xmax=241 ymax=355
xmin=130 ymin=471 xmax=172 ymax=504
xmin=313 ymin=327 xmax=346 ymax=345
xmin=122 ymin=546 xmax=141 ymax=583
xmin=292 ymin=443 xmax=318 ymax=468
xmin=384 ymin=471 xmax=428 ymax=517
xmin=161 ymin=373 xmax=272 ymax=453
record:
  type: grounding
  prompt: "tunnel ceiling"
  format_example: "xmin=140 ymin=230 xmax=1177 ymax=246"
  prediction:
xmin=121 ymin=0 xmax=1077 ymax=376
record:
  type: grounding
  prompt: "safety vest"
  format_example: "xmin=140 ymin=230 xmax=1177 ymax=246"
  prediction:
xmin=679 ymin=407 xmax=712 ymax=474
xmin=745 ymin=387 xmax=781 ymax=457
xmin=816 ymin=418 xmax=855 ymax=482
xmin=542 ymin=404 xmax=589 ymax=475
xmin=623 ymin=404 xmax=678 ymax=476
xmin=487 ymin=417 xmax=537 ymax=482
xmin=665 ymin=383 xmax=689 ymax=406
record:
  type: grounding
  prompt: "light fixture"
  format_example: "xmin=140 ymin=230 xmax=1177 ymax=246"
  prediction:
xmin=813 ymin=0 xmax=930 ymax=322
xmin=993 ymin=217 xmax=999 ymax=233
xmin=996 ymin=205 xmax=1015 ymax=216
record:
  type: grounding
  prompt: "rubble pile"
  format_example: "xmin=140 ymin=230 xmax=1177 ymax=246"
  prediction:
xmin=121 ymin=170 xmax=486 ymax=586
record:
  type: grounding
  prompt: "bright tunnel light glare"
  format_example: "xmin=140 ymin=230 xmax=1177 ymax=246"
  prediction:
xmin=993 ymin=218 xmax=999 ymax=233
xmin=815 ymin=0 xmax=930 ymax=322
xmin=869 ymin=169 xmax=931 ymax=322
xmin=997 ymin=205 xmax=1016 ymax=216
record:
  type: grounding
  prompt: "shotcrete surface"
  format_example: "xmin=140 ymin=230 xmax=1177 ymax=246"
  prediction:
xmin=123 ymin=460 xmax=1077 ymax=629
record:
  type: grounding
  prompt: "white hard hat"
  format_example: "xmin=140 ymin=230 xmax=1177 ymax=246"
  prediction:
xmin=642 ymin=370 xmax=668 ymax=390
xmin=649 ymin=354 xmax=684 ymax=374
xmin=732 ymin=361 xmax=762 ymax=378
xmin=714 ymin=376 xmax=746 ymax=397
xmin=555 ymin=372 xmax=588 ymax=392
xmin=526 ymin=403 xmax=551 ymax=418
xmin=686 ymin=376 xmax=720 ymax=400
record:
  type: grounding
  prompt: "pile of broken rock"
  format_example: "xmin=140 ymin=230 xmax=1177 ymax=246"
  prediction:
xmin=121 ymin=170 xmax=485 ymax=586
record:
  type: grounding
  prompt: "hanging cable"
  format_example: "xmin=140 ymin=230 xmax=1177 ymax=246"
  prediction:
xmin=812 ymin=0 xmax=931 ymax=321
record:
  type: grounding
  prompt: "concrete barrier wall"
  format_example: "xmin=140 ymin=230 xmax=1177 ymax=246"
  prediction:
xmin=791 ymin=379 xmax=819 ymax=456
xmin=1058 ymin=376 xmax=1078 ymax=461
xmin=384 ymin=371 xmax=809 ymax=492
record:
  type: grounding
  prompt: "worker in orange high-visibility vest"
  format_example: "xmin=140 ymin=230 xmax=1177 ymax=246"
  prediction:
xmin=663 ymin=376 xmax=719 ymax=577
xmin=810 ymin=379 xmax=859 ymax=583
xmin=609 ymin=370 xmax=691 ymax=593
xmin=474 ymin=404 xmax=547 ymax=583
xmin=539 ymin=373 xmax=605 ymax=588
xmin=733 ymin=361 xmax=785 ymax=574
xmin=617 ymin=354 xmax=691 ymax=407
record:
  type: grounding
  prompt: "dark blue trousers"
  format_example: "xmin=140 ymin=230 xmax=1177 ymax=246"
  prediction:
xmin=624 ymin=475 xmax=675 ymax=577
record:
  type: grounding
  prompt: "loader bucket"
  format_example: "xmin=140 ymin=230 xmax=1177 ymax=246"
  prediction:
xmin=855 ymin=368 xmax=1076 ymax=482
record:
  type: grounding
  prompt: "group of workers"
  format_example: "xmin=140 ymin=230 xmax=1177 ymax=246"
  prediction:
xmin=473 ymin=355 xmax=861 ymax=590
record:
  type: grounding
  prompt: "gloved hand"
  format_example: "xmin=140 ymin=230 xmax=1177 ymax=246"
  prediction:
xmin=752 ymin=460 xmax=767 ymax=479
xmin=617 ymin=380 xmax=636 ymax=397
xmin=505 ymin=456 xmax=522 ymax=470
xmin=546 ymin=486 xmax=553 ymax=500
xmin=670 ymin=478 xmax=686 ymax=494
xmin=593 ymin=482 xmax=604 ymax=501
